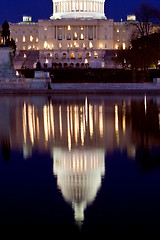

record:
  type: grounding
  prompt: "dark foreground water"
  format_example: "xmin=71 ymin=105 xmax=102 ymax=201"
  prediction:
xmin=0 ymin=94 xmax=160 ymax=236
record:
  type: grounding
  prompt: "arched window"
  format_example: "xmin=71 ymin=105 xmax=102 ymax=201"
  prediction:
xmin=78 ymin=53 xmax=82 ymax=59
xmin=55 ymin=53 xmax=59 ymax=59
xmin=70 ymin=52 xmax=75 ymax=59
xmin=62 ymin=53 xmax=67 ymax=59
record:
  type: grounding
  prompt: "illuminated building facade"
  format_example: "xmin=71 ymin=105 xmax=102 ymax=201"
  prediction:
xmin=8 ymin=0 xmax=139 ymax=68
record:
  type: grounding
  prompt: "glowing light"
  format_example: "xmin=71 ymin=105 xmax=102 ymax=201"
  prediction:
xmin=99 ymin=105 xmax=103 ymax=137
xmin=68 ymin=25 xmax=71 ymax=30
xmin=122 ymin=102 xmax=126 ymax=134
xmin=28 ymin=105 xmax=34 ymax=144
xmin=59 ymin=105 xmax=62 ymax=137
xmin=23 ymin=36 xmax=26 ymax=42
xmin=30 ymin=36 xmax=33 ymax=42
xmin=144 ymin=94 xmax=147 ymax=114
xmin=22 ymin=102 xmax=27 ymax=143
xmin=67 ymin=106 xmax=71 ymax=151
xmin=122 ymin=43 xmax=126 ymax=50
xmin=89 ymin=104 xmax=93 ymax=138
xmin=115 ymin=104 xmax=119 ymax=144
xmin=44 ymin=41 xmax=48 ymax=49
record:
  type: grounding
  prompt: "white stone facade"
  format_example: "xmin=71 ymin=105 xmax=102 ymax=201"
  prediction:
xmin=50 ymin=0 xmax=106 ymax=19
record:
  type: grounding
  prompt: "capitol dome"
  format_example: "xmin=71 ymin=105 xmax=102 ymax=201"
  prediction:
xmin=50 ymin=0 xmax=106 ymax=19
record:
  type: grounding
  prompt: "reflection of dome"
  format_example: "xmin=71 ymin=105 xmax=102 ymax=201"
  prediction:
xmin=53 ymin=147 xmax=105 ymax=224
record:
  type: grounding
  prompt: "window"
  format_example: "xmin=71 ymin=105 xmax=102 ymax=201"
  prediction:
xmin=36 ymin=37 xmax=38 ymax=42
xmin=23 ymin=36 xmax=26 ymax=42
xmin=58 ymin=34 xmax=62 ymax=40
xmin=59 ymin=43 xmax=62 ymax=48
xmin=30 ymin=36 xmax=33 ymax=42
xmin=67 ymin=34 xmax=71 ymax=40
xmin=117 ymin=29 xmax=119 ymax=32
xmin=62 ymin=53 xmax=67 ymax=59
xmin=70 ymin=52 xmax=75 ymax=59
xmin=78 ymin=53 xmax=82 ymax=59
xmin=44 ymin=27 xmax=47 ymax=31
xmin=89 ymin=34 xmax=93 ymax=40
xmin=67 ymin=25 xmax=71 ymax=30
xmin=89 ymin=42 xmax=93 ymax=48
xmin=44 ymin=41 xmax=48 ymax=49
xmin=55 ymin=53 xmax=59 ymax=59
xmin=105 ymin=34 xmax=107 ymax=40
xmin=73 ymin=32 xmax=77 ymax=40
xmin=80 ymin=33 xmax=84 ymax=40
xmin=94 ymin=52 xmax=98 ymax=59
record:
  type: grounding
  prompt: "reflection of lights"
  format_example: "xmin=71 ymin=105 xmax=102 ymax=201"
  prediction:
xmin=23 ymin=102 xmax=27 ymax=143
xmin=28 ymin=105 xmax=34 ymax=144
xmin=122 ymin=102 xmax=126 ymax=134
xmin=36 ymin=117 xmax=40 ymax=140
xmin=67 ymin=106 xmax=71 ymax=151
xmin=115 ymin=104 xmax=119 ymax=144
xmin=89 ymin=104 xmax=93 ymax=138
xmin=85 ymin=97 xmax=88 ymax=125
xmin=59 ymin=105 xmax=62 ymax=137
xmin=74 ymin=106 xmax=79 ymax=144
xmin=50 ymin=103 xmax=55 ymax=137
xmin=43 ymin=105 xmax=49 ymax=141
xmin=99 ymin=105 xmax=103 ymax=137
xmin=144 ymin=94 xmax=147 ymax=114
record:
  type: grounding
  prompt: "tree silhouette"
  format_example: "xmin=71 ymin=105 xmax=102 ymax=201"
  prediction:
xmin=2 ymin=21 xmax=10 ymax=44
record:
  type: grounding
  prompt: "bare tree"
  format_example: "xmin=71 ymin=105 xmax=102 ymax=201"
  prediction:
xmin=132 ymin=3 xmax=160 ymax=38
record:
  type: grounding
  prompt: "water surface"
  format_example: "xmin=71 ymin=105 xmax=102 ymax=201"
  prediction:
xmin=0 ymin=94 xmax=160 ymax=235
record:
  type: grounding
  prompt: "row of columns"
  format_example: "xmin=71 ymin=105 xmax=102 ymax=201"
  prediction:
xmin=54 ymin=25 xmax=97 ymax=40
xmin=53 ymin=0 xmax=104 ymax=14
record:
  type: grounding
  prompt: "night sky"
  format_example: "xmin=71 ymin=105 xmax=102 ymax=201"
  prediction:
xmin=0 ymin=0 xmax=160 ymax=24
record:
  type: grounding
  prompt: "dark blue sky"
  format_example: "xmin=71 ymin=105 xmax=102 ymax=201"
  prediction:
xmin=0 ymin=0 xmax=160 ymax=24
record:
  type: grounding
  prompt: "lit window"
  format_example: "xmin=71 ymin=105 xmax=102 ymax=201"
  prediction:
xmin=15 ymin=38 xmax=18 ymax=43
xmin=23 ymin=36 xmax=25 ymax=42
xmin=30 ymin=36 xmax=33 ymax=42
xmin=122 ymin=43 xmax=126 ymax=50
xmin=70 ymin=52 xmax=75 ymax=59
xmin=80 ymin=33 xmax=84 ymax=40
xmin=23 ymin=46 xmax=25 ymax=50
xmin=28 ymin=45 xmax=32 ymax=50
xmin=83 ymin=43 xmax=85 ymax=48
xmin=44 ymin=27 xmax=47 ymax=31
xmin=78 ymin=53 xmax=82 ymax=59
xmin=117 ymin=29 xmax=119 ymax=32
xmin=68 ymin=25 xmax=71 ymax=30
xmin=36 ymin=37 xmax=38 ymax=42
xmin=94 ymin=52 xmax=98 ymax=59
xmin=99 ymin=43 xmax=103 ymax=49
xmin=59 ymin=43 xmax=62 ymax=48
xmin=74 ymin=32 xmax=77 ymax=39
xmin=44 ymin=41 xmax=48 ymax=49
xmin=24 ymin=54 xmax=26 ymax=58
xmin=115 ymin=44 xmax=119 ymax=49
xmin=80 ymin=26 xmax=84 ymax=30
xmin=117 ymin=37 xmax=120 ymax=42
xmin=89 ymin=42 xmax=93 ymax=48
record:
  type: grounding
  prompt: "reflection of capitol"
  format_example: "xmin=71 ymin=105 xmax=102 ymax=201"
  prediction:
xmin=21 ymin=97 xmax=105 ymax=154
xmin=53 ymin=147 xmax=105 ymax=224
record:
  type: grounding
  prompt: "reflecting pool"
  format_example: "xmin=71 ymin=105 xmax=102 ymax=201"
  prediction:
xmin=0 ymin=94 xmax=160 ymax=235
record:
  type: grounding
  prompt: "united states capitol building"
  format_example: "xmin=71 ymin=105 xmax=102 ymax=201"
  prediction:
xmin=8 ymin=0 xmax=137 ymax=69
